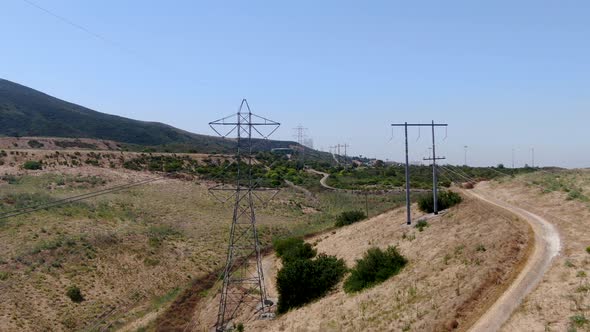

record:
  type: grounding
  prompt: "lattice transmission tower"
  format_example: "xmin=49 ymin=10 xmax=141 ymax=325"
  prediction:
xmin=209 ymin=99 xmax=280 ymax=331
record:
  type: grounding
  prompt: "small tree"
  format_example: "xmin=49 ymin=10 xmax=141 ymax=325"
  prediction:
xmin=276 ymin=254 xmax=346 ymax=313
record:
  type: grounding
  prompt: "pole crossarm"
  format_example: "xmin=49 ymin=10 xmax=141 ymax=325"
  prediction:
xmin=391 ymin=123 xmax=448 ymax=127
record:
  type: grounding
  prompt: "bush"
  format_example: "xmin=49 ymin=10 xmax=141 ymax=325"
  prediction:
xmin=415 ymin=220 xmax=428 ymax=232
xmin=23 ymin=160 xmax=42 ymax=170
xmin=276 ymin=253 xmax=346 ymax=313
xmin=273 ymin=237 xmax=316 ymax=263
xmin=27 ymin=140 xmax=44 ymax=148
xmin=344 ymin=246 xmax=407 ymax=293
xmin=164 ymin=160 xmax=183 ymax=172
xmin=335 ymin=210 xmax=366 ymax=227
xmin=418 ymin=191 xmax=462 ymax=213
xmin=66 ymin=286 xmax=84 ymax=303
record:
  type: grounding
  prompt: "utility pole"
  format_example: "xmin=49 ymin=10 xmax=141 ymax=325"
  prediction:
xmin=512 ymin=147 xmax=515 ymax=169
xmin=531 ymin=147 xmax=535 ymax=168
xmin=463 ymin=145 xmax=468 ymax=166
xmin=423 ymin=120 xmax=446 ymax=215
xmin=365 ymin=192 xmax=369 ymax=218
xmin=209 ymin=100 xmax=280 ymax=331
xmin=391 ymin=121 xmax=448 ymax=225
xmin=343 ymin=143 xmax=349 ymax=165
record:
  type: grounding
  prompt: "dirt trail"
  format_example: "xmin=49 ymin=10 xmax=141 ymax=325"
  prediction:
xmin=306 ymin=169 xmax=337 ymax=190
xmin=466 ymin=187 xmax=561 ymax=332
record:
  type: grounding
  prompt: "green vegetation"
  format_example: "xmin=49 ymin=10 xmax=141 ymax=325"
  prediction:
xmin=334 ymin=210 xmax=366 ymax=227
xmin=66 ymin=286 xmax=84 ymax=303
xmin=415 ymin=220 xmax=429 ymax=232
xmin=324 ymin=163 xmax=538 ymax=191
xmin=27 ymin=140 xmax=44 ymax=148
xmin=54 ymin=140 xmax=98 ymax=149
xmin=343 ymin=246 xmax=407 ymax=293
xmin=121 ymin=152 xmax=322 ymax=188
xmin=275 ymin=236 xmax=346 ymax=313
xmin=273 ymin=237 xmax=316 ymax=263
xmin=23 ymin=160 xmax=42 ymax=170
xmin=418 ymin=191 xmax=462 ymax=213
xmin=570 ymin=314 xmax=589 ymax=328
xmin=586 ymin=247 xmax=590 ymax=254
xmin=326 ymin=164 xmax=440 ymax=190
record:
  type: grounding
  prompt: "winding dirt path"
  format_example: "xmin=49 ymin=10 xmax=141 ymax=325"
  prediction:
xmin=466 ymin=188 xmax=561 ymax=332
xmin=306 ymin=169 xmax=337 ymax=190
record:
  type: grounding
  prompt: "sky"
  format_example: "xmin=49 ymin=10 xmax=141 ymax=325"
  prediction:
xmin=1 ymin=0 xmax=589 ymax=168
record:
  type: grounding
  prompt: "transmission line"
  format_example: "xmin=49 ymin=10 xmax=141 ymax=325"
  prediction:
xmin=20 ymin=0 xmax=141 ymax=58
xmin=0 ymin=175 xmax=165 ymax=220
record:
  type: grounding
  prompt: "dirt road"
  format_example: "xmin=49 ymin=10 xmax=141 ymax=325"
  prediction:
xmin=466 ymin=188 xmax=561 ymax=332
xmin=306 ymin=169 xmax=337 ymax=190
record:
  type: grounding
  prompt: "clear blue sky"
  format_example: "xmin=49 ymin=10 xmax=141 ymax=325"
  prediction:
xmin=2 ymin=0 xmax=589 ymax=167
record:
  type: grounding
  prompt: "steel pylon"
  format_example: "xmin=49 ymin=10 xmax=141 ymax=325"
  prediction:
xmin=209 ymin=99 xmax=280 ymax=331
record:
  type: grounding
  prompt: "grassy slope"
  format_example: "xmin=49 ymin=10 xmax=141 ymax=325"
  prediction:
xmin=477 ymin=170 xmax=590 ymax=331
xmin=234 ymin=194 xmax=532 ymax=331
xmin=0 ymin=159 xmax=406 ymax=331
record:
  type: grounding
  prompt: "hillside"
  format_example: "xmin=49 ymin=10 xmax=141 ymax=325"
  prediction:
xmin=0 ymin=79 xmax=311 ymax=155
xmin=0 ymin=153 xmax=404 ymax=331
xmin=184 ymin=195 xmax=531 ymax=331
xmin=475 ymin=170 xmax=590 ymax=331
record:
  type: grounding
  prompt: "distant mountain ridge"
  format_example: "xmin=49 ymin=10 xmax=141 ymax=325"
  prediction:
xmin=0 ymin=79 xmax=302 ymax=154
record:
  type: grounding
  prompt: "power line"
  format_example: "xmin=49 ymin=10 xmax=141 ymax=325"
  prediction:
xmin=20 ymin=0 xmax=141 ymax=59
xmin=0 ymin=175 xmax=165 ymax=220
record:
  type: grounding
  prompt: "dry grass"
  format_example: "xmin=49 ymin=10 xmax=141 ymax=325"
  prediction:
xmin=0 ymin=155 xmax=406 ymax=331
xmin=478 ymin=170 xmax=590 ymax=331
xmin=188 ymin=193 xmax=531 ymax=332
xmin=0 ymin=167 xmax=322 ymax=331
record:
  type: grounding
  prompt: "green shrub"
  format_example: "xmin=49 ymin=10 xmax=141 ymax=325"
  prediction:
xmin=335 ymin=210 xmax=366 ymax=227
xmin=276 ymin=253 xmax=346 ymax=313
xmin=586 ymin=246 xmax=590 ymax=254
xmin=415 ymin=220 xmax=428 ymax=232
xmin=570 ymin=314 xmax=589 ymax=327
xmin=418 ymin=191 xmax=462 ymax=213
xmin=273 ymin=237 xmax=316 ymax=263
xmin=23 ymin=160 xmax=42 ymax=170
xmin=27 ymin=140 xmax=44 ymax=148
xmin=344 ymin=246 xmax=407 ymax=293
xmin=164 ymin=160 xmax=183 ymax=172
xmin=66 ymin=286 xmax=84 ymax=303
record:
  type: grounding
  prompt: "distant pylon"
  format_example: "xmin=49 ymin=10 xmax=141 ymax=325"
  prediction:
xmin=209 ymin=99 xmax=280 ymax=331
xmin=293 ymin=124 xmax=308 ymax=163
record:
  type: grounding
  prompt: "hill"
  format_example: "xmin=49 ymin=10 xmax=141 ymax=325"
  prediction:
xmin=0 ymin=79 xmax=315 ymax=156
